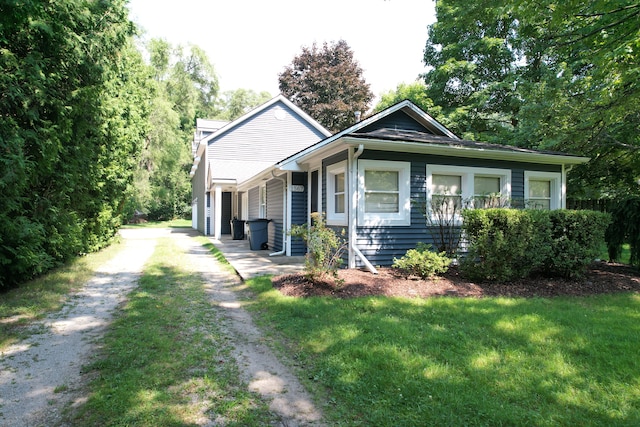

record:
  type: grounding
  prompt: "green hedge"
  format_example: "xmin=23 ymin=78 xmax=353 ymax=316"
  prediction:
xmin=461 ymin=209 xmax=610 ymax=282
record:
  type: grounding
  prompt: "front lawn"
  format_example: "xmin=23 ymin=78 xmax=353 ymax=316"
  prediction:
xmin=246 ymin=277 xmax=640 ymax=426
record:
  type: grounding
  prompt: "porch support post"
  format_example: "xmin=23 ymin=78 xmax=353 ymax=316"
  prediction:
xmin=214 ymin=184 xmax=222 ymax=240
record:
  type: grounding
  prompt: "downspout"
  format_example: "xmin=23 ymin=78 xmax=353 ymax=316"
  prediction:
xmin=269 ymin=170 xmax=287 ymax=257
xmin=349 ymin=144 xmax=378 ymax=274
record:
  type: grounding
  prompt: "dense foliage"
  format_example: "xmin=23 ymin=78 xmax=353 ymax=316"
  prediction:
xmin=422 ymin=0 xmax=640 ymax=198
xmin=461 ymin=209 xmax=610 ymax=281
xmin=606 ymin=196 xmax=640 ymax=267
xmin=278 ymin=40 xmax=373 ymax=132
xmin=126 ymin=39 xmax=220 ymax=221
xmin=0 ymin=0 xmax=147 ymax=287
xmin=289 ymin=213 xmax=347 ymax=283
xmin=392 ymin=243 xmax=451 ymax=279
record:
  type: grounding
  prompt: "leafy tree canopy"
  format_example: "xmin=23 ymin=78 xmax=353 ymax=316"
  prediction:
xmin=422 ymin=0 xmax=640 ymax=197
xmin=217 ymin=89 xmax=272 ymax=121
xmin=279 ymin=40 xmax=373 ymax=132
xmin=373 ymin=81 xmax=441 ymax=116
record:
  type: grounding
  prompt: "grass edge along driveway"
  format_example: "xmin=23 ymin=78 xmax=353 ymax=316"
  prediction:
xmin=245 ymin=276 xmax=640 ymax=426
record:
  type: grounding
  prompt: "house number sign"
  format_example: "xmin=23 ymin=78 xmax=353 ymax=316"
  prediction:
xmin=290 ymin=185 xmax=305 ymax=192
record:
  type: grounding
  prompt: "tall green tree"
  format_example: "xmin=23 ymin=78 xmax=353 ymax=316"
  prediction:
xmin=374 ymin=81 xmax=441 ymax=116
xmin=422 ymin=0 xmax=640 ymax=197
xmin=218 ymin=89 xmax=272 ymax=121
xmin=279 ymin=40 xmax=373 ymax=132
xmin=129 ymin=39 xmax=219 ymax=220
xmin=0 ymin=0 xmax=149 ymax=287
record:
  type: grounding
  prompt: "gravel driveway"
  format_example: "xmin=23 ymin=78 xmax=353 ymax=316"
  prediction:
xmin=0 ymin=228 xmax=322 ymax=426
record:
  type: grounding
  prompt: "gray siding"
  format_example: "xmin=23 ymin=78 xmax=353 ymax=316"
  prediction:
xmin=209 ymin=103 xmax=326 ymax=163
xmin=248 ymin=187 xmax=259 ymax=220
xmin=266 ymin=179 xmax=284 ymax=252
xmin=290 ymin=172 xmax=308 ymax=256
xmin=192 ymin=151 xmax=207 ymax=234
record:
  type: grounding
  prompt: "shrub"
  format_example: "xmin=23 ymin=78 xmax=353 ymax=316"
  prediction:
xmin=461 ymin=209 xmax=610 ymax=282
xmin=289 ymin=212 xmax=347 ymax=283
xmin=392 ymin=243 xmax=451 ymax=279
xmin=461 ymin=209 xmax=551 ymax=282
xmin=606 ymin=196 xmax=640 ymax=267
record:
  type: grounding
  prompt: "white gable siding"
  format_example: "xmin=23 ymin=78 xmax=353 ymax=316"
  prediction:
xmin=208 ymin=103 xmax=323 ymax=163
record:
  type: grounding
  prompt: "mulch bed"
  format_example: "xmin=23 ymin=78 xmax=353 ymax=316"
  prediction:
xmin=272 ymin=262 xmax=640 ymax=299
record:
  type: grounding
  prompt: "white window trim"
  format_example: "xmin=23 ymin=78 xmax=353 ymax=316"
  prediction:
xmin=357 ymin=160 xmax=411 ymax=226
xmin=326 ymin=161 xmax=347 ymax=226
xmin=258 ymin=184 xmax=267 ymax=218
xmin=524 ymin=171 xmax=562 ymax=210
xmin=426 ymin=165 xmax=512 ymax=222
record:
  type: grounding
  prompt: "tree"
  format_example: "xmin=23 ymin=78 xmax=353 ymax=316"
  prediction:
xmin=128 ymin=39 xmax=220 ymax=221
xmin=279 ymin=40 xmax=373 ymax=132
xmin=422 ymin=0 xmax=640 ymax=197
xmin=0 ymin=0 xmax=149 ymax=287
xmin=218 ymin=89 xmax=272 ymax=121
xmin=373 ymin=81 xmax=441 ymax=116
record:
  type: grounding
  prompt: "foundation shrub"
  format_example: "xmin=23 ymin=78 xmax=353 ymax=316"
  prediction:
xmin=543 ymin=210 xmax=611 ymax=278
xmin=392 ymin=243 xmax=451 ymax=279
xmin=461 ymin=209 xmax=550 ymax=282
xmin=461 ymin=209 xmax=609 ymax=282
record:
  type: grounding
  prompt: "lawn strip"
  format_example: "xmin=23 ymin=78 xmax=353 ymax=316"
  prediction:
xmin=71 ymin=237 xmax=276 ymax=426
xmin=0 ymin=239 xmax=125 ymax=350
xmin=245 ymin=276 xmax=640 ymax=426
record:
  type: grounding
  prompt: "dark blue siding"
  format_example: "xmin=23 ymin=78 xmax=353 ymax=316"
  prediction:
xmin=290 ymin=172 xmax=308 ymax=256
xmin=353 ymin=150 xmax=562 ymax=267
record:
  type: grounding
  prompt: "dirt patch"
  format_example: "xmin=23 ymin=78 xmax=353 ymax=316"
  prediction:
xmin=272 ymin=262 xmax=640 ymax=299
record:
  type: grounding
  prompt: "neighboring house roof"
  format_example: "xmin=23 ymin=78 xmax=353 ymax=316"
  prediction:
xmin=277 ymin=100 xmax=589 ymax=169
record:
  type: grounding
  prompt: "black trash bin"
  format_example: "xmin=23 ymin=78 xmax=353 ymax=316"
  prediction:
xmin=247 ymin=219 xmax=270 ymax=250
xmin=230 ymin=218 xmax=245 ymax=240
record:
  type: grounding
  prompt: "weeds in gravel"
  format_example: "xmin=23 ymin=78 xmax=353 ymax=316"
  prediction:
xmin=246 ymin=276 xmax=640 ymax=426
xmin=0 ymin=241 xmax=124 ymax=350
xmin=71 ymin=237 xmax=275 ymax=426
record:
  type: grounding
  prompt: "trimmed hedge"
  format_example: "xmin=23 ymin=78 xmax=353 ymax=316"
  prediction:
xmin=461 ymin=209 xmax=610 ymax=282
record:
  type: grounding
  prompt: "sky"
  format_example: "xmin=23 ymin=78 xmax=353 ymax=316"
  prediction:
xmin=126 ymin=0 xmax=437 ymax=101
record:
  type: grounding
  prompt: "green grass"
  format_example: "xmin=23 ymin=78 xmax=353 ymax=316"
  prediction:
xmin=121 ymin=218 xmax=191 ymax=229
xmin=71 ymin=237 xmax=276 ymax=426
xmin=0 ymin=240 xmax=125 ymax=350
xmin=245 ymin=277 xmax=640 ymax=426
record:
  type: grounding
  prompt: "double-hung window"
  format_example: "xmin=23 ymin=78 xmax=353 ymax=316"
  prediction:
xmin=524 ymin=171 xmax=561 ymax=210
xmin=326 ymin=161 xmax=347 ymax=225
xmin=358 ymin=160 xmax=411 ymax=226
xmin=426 ymin=165 xmax=511 ymax=221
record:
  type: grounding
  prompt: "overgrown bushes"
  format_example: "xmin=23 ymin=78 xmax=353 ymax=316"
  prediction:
xmin=461 ymin=209 xmax=610 ymax=281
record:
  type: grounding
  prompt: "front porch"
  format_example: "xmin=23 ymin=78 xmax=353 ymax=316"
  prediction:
xmin=211 ymin=236 xmax=305 ymax=280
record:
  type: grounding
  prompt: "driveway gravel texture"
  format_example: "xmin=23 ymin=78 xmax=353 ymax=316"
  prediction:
xmin=0 ymin=228 xmax=323 ymax=427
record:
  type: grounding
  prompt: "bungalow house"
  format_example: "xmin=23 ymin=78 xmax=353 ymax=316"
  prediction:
xmin=191 ymin=96 xmax=589 ymax=271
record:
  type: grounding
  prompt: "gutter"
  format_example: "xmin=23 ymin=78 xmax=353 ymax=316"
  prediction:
xmin=349 ymin=144 xmax=378 ymax=274
xmin=269 ymin=170 xmax=287 ymax=257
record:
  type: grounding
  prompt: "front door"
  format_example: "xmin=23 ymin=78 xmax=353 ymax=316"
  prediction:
xmin=221 ymin=192 xmax=232 ymax=235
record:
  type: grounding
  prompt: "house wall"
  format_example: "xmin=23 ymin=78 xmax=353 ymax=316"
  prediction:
xmin=352 ymin=150 xmax=562 ymax=267
xmin=248 ymin=187 xmax=259 ymax=220
xmin=266 ymin=178 xmax=284 ymax=252
xmin=290 ymin=172 xmax=308 ymax=256
xmin=192 ymin=154 xmax=207 ymax=234
xmin=208 ymin=103 xmax=327 ymax=164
